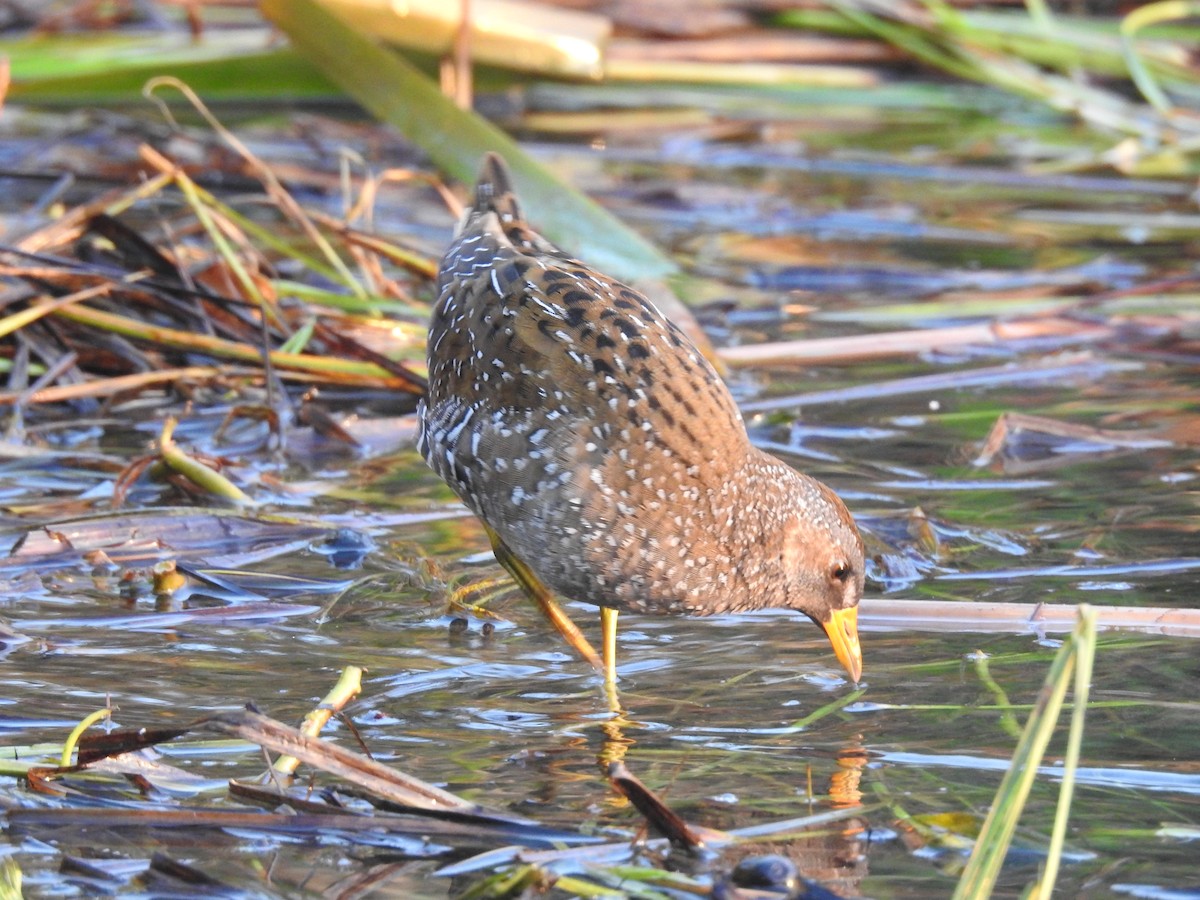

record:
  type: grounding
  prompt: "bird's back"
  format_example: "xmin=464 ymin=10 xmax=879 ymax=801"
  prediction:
xmin=419 ymin=154 xmax=763 ymax=611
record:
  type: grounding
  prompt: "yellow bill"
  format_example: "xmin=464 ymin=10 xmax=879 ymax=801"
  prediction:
xmin=821 ymin=605 xmax=862 ymax=683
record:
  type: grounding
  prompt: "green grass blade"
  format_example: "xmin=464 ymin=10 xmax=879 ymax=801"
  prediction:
xmin=1119 ymin=1 xmax=1200 ymax=112
xmin=1030 ymin=606 xmax=1096 ymax=900
xmin=5 ymin=29 xmax=274 ymax=80
xmin=972 ymin=653 xmax=1022 ymax=740
xmin=786 ymin=687 xmax=867 ymax=730
xmin=0 ymin=856 xmax=21 ymax=900
xmin=951 ymin=606 xmax=1093 ymax=899
xmin=5 ymin=37 xmax=335 ymax=102
xmin=833 ymin=5 xmax=984 ymax=82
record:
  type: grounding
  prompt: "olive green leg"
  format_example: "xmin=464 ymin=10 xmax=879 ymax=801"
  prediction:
xmin=484 ymin=525 xmax=604 ymax=673
xmin=600 ymin=606 xmax=620 ymax=712
xmin=601 ymin=607 xmax=619 ymax=684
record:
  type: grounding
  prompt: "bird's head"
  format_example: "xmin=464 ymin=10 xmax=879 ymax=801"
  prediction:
xmin=773 ymin=469 xmax=865 ymax=682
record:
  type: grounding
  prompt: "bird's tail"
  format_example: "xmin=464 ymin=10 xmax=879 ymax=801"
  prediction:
xmin=458 ymin=153 xmax=560 ymax=257
xmin=469 ymin=152 xmax=523 ymax=225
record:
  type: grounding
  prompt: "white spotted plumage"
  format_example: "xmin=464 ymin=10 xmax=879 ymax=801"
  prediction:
xmin=418 ymin=154 xmax=865 ymax=632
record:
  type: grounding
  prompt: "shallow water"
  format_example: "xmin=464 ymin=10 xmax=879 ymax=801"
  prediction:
xmin=1 ymin=91 xmax=1199 ymax=898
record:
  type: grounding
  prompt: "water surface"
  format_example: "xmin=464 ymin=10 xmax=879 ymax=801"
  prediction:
xmin=1 ymin=90 xmax=1198 ymax=898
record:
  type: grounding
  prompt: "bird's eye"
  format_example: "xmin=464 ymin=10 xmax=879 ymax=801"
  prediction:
xmin=830 ymin=561 xmax=851 ymax=584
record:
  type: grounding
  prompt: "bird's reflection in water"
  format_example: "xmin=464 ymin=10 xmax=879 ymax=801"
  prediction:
xmin=594 ymin=713 xmax=871 ymax=897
